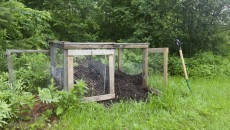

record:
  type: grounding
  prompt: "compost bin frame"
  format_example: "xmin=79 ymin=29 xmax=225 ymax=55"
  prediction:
xmin=49 ymin=41 xmax=149 ymax=101
xmin=6 ymin=49 xmax=49 ymax=86
xmin=148 ymin=48 xmax=169 ymax=86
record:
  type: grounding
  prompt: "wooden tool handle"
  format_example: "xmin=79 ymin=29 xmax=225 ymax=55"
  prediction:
xmin=179 ymin=50 xmax=188 ymax=80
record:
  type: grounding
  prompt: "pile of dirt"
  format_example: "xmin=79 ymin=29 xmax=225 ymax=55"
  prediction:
xmin=74 ymin=65 xmax=149 ymax=101
xmin=114 ymin=71 xmax=148 ymax=101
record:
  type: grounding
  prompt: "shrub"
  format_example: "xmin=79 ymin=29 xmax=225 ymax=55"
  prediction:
xmin=38 ymin=79 xmax=88 ymax=117
xmin=168 ymin=52 xmax=230 ymax=77
xmin=0 ymin=74 xmax=36 ymax=128
xmin=13 ymin=53 xmax=50 ymax=93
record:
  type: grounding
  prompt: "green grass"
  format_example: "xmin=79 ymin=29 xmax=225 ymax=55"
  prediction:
xmin=52 ymin=76 xmax=230 ymax=130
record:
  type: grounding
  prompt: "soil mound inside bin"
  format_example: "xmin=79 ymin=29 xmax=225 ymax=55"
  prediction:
xmin=74 ymin=65 xmax=149 ymax=101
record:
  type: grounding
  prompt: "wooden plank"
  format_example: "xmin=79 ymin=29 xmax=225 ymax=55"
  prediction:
xmin=63 ymin=50 xmax=68 ymax=90
xmin=64 ymin=44 xmax=149 ymax=49
xmin=148 ymin=48 xmax=165 ymax=53
xmin=142 ymin=48 xmax=148 ymax=88
xmin=109 ymin=54 xmax=115 ymax=94
xmin=7 ymin=50 xmax=49 ymax=53
xmin=64 ymin=42 xmax=115 ymax=45
xmin=68 ymin=49 xmax=115 ymax=56
xmin=6 ymin=50 xmax=14 ymax=86
xmin=118 ymin=48 xmax=122 ymax=71
xmin=163 ymin=48 xmax=169 ymax=86
xmin=84 ymin=94 xmax=115 ymax=102
xmin=67 ymin=56 xmax=74 ymax=90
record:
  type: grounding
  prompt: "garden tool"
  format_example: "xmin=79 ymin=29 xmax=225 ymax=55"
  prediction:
xmin=176 ymin=39 xmax=192 ymax=92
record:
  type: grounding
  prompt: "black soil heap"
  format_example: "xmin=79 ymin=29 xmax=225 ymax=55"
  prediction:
xmin=74 ymin=65 xmax=149 ymax=101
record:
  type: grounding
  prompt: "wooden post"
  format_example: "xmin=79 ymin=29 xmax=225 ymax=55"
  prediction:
xmin=63 ymin=50 xmax=68 ymax=90
xmin=6 ymin=50 xmax=13 ymax=86
xmin=118 ymin=48 xmax=122 ymax=71
xmin=67 ymin=56 xmax=74 ymax=90
xmin=163 ymin=48 xmax=169 ymax=86
xmin=142 ymin=48 xmax=148 ymax=88
xmin=109 ymin=54 xmax=115 ymax=94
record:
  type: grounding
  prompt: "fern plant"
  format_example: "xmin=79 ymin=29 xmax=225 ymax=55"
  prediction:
xmin=0 ymin=100 xmax=13 ymax=127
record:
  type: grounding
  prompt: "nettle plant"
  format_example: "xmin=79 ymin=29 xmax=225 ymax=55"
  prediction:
xmin=38 ymin=79 xmax=88 ymax=116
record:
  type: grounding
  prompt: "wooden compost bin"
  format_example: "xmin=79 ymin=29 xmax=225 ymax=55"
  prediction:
xmin=49 ymin=41 xmax=149 ymax=101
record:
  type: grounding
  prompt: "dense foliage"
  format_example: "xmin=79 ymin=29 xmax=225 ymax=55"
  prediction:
xmin=17 ymin=0 xmax=230 ymax=55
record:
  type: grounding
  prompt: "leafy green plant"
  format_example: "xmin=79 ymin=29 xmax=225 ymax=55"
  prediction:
xmin=0 ymin=100 xmax=13 ymax=127
xmin=13 ymin=53 xmax=50 ymax=93
xmin=0 ymin=74 xmax=36 ymax=128
xmin=38 ymin=79 xmax=88 ymax=117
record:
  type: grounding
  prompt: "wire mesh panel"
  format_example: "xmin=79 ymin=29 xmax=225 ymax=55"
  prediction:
xmin=73 ymin=55 xmax=110 ymax=97
xmin=50 ymin=44 xmax=64 ymax=89
xmin=6 ymin=51 xmax=50 ymax=92
xmin=119 ymin=48 xmax=143 ymax=75
xmin=148 ymin=48 xmax=168 ymax=87
xmin=67 ymin=49 xmax=115 ymax=100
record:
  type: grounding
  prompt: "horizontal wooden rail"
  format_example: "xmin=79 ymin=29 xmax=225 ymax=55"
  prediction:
xmin=68 ymin=49 xmax=115 ymax=56
xmin=6 ymin=49 xmax=49 ymax=54
xmin=84 ymin=94 xmax=115 ymax=102
xmin=148 ymin=48 xmax=165 ymax=53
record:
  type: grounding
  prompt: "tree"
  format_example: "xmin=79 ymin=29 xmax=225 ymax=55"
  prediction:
xmin=0 ymin=1 xmax=52 ymax=50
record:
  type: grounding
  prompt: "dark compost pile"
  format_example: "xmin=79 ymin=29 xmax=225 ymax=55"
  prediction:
xmin=74 ymin=65 xmax=149 ymax=101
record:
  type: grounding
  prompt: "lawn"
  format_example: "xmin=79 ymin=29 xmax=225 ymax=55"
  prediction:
xmin=51 ymin=76 xmax=230 ymax=129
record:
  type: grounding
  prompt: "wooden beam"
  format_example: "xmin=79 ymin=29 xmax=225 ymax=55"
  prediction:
xmin=142 ymin=48 xmax=148 ymax=88
xmin=109 ymin=54 xmax=115 ymax=94
xmin=118 ymin=48 xmax=122 ymax=71
xmin=84 ymin=94 xmax=115 ymax=102
xmin=6 ymin=50 xmax=49 ymax=53
xmin=163 ymin=48 xmax=169 ymax=86
xmin=63 ymin=43 xmax=149 ymax=49
xmin=63 ymin=50 xmax=68 ymax=90
xmin=148 ymin=48 xmax=165 ymax=53
xmin=67 ymin=56 xmax=74 ymax=90
xmin=68 ymin=49 xmax=114 ymax=56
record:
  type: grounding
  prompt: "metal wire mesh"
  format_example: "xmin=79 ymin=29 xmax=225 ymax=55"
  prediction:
xmin=51 ymin=45 xmax=64 ymax=89
xmin=119 ymin=48 xmax=143 ymax=75
xmin=148 ymin=53 xmax=164 ymax=87
xmin=11 ymin=53 xmax=51 ymax=91
xmin=73 ymin=54 xmax=109 ymax=97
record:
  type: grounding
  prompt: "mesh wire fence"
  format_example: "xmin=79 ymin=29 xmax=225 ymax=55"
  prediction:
xmin=11 ymin=53 xmax=51 ymax=92
xmin=53 ymin=46 xmax=64 ymax=89
xmin=148 ymin=53 xmax=164 ymax=88
xmin=73 ymin=54 xmax=110 ymax=97
xmin=118 ymin=48 xmax=143 ymax=75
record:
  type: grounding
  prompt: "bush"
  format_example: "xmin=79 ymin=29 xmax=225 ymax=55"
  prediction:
xmin=13 ymin=53 xmax=50 ymax=93
xmin=168 ymin=52 xmax=230 ymax=77
xmin=0 ymin=73 xmax=36 ymax=128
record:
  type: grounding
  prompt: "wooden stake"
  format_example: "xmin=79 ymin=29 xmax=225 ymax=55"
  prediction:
xmin=143 ymin=48 xmax=148 ymax=88
xmin=63 ymin=50 xmax=68 ymax=90
xmin=67 ymin=56 xmax=74 ymax=90
xmin=109 ymin=54 xmax=115 ymax=94
xmin=163 ymin=48 xmax=169 ymax=86
xmin=118 ymin=48 xmax=122 ymax=71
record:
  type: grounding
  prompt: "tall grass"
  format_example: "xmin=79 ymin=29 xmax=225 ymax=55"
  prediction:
xmin=53 ymin=76 xmax=230 ymax=129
